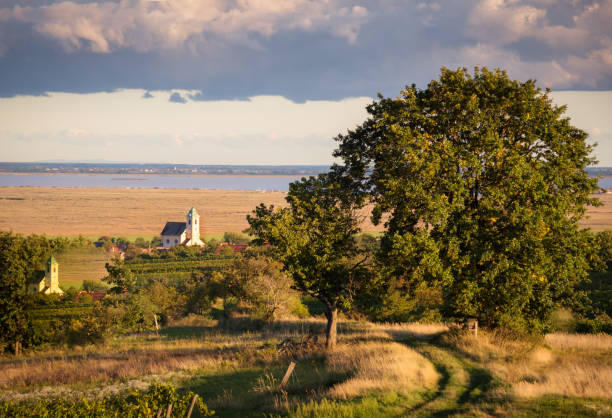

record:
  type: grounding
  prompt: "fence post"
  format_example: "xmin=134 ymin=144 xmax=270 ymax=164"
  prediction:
xmin=186 ymin=395 xmax=198 ymax=418
xmin=165 ymin=403 xmax=172 ymax=418
xmin=466 ymin=319 xmax=478 ymax=337
xmin=14 ymin=341 xmax=20 ymax=356
xmin=280 ymin=361 xmax=296 ymax=389
xmin=154 ymin=314 xmax=159 ymax=336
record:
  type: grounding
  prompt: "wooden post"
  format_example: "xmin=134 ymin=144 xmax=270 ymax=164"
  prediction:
xmin=466 ymin=319 xmax=478 ymax=337
xmin=154 ymin=314 xmax=159 ymax=336
xmin=186 ymin=395 xmax=198 ymax=418
xmin=165 ymin=403 xmax=172 ymax=418
xmin=280 ymin=361 xmax=296 ymax=389
xmin=14 ymin=341 xmax=20 ymax=356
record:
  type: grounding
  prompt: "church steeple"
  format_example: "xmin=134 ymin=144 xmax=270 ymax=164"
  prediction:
xmin=186 ymin=207 xmax=200 ymax=243
xmin=44 ymin=255 xmax=63 ymax=294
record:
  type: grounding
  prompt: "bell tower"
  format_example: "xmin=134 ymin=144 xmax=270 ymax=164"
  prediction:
xmin=44 ymin=256 xmax=63 ymax=294
xmin=186 ymin=207 xmax=201 ymax=244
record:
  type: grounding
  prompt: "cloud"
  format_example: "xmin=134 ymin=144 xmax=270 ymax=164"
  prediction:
xmin=1 ymin=0 xmax=370 ymax=53
xmin=0 ymin=0 xmax=611 ymax=99
xmin=187 ymin=91 xmax=206 ymax=101
xmin=458 ymin=0 xmax=612 ymax=88
xmin=169 ymin=92 xmax=187 ymax=103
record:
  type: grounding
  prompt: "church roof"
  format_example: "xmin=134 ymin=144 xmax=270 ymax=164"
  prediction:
xmin=161 ymin=222 xmax=186 ymax=236
xmin=187 ymin=207 xmax=199 ymax=217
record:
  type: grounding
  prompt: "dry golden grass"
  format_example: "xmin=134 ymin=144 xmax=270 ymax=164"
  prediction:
xmin=0 ymin=186 xmax=384 ymax=236
xmin=581 ymin=192 xmax=612 ymax=230
xmin=0 ymin=318 xmax=444 ymax=398
xmin=0 ymin=344 xmax=237 ymax=392
xmin=545 ymin=332 xmax=612 ymax=351
xmin=446 ymin=330 xmax=612 ymax=399
xmin=327 ymin=342 xmax=438 ymax=399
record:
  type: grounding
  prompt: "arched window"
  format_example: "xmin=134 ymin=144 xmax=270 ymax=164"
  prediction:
xmin=166 ymin=239 xmax=170 ymax=244
xmin=175 ymin=239 xmax=179 ymax=244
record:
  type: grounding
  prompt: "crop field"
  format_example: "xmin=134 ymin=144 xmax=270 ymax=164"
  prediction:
xmin=0 ymin=186 xmax=374 ymax=236
xmin=1 ymin=318 xmax=610 ymax=417
xmin=0 ymin=186 xmax=610 ymax=237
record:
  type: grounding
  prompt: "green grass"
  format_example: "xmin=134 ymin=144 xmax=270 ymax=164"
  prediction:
xmin=2 ymin=318 xmax=610 ymax=417
xmin=55 ymin=246 xmax=110 ymax=289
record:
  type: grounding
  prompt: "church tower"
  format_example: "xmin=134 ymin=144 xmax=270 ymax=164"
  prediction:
xmin=44 ymin=256 xmax=63 ymax=294
xmin=185 ymin=207 xmax=203 ymax=246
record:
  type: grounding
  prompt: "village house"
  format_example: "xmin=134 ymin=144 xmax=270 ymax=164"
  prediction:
xmin=160 ymin=207 xmax=205 ymax=249
xmin=28 ymin=256 xmax=64 ymax=295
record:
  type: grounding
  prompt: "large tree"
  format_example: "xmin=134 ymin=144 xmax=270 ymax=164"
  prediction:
xmin=247 ymin=173 xmax=371 ymax=348
xmin=334 ymin=67 xmax=600 ymax=332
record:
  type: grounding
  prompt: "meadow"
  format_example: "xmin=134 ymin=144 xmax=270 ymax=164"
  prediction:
xmin=1 ymin=317 xmax=610 ymax=417
xmin=0 ymin=186 xmax=421 ymax=236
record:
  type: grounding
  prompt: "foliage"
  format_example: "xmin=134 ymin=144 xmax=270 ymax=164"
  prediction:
xmin=247 ymin=173 xmax=373 ymax=348
xmin=220 ymin=249 xmax=306 ymax=322
xmin=144 ymin=281 xmax=186 ymax=319
xmin=0 ymin=382 xmax=213 ymax=417
xmin=575 ymin=316 xmax=612 ymax=334
xmin=0 ymin=232 xmax=76 ymax=350
xmin=103 ymin=258 xmax=137 ymax=293
xmin=595 ymin=230 xmax=612 ymax=265
xmin=333 ymin=67 xmax=601 ymax=332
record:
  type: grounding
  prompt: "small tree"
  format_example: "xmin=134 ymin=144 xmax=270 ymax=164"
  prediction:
xmin=247 ymin=173 xmax=372 ymax=348
xmin=103 ymin=258 xmax=136 ymax=294
xmin=223 ymin=250 xmax=303 ymax=322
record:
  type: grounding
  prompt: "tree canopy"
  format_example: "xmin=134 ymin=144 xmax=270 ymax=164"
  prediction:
xmin=247 ymin=173 xmax=372 ymax=348
xmin=333 ymin=67 xmax=600 ymax=332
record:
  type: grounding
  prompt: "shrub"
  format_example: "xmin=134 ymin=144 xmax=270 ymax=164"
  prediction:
xmin=0 ymin=382 xmax=214 ymax=417
xmin=575 ymin=317 xmax=612 ymax=334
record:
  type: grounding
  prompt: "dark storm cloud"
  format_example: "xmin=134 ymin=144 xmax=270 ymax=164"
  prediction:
xmin=0 ymin=0 xmax=610 ymax=100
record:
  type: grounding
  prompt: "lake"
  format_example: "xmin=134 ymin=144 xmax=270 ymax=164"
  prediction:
xmin=0 ymin=173 xmax=610 ymax=192
xmin=0 ymin=174 xmax=304 ymax=191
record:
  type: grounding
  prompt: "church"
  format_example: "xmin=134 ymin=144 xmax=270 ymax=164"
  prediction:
xmin=28 ymin=256 xmax=64 ymax=295
xmin=160 ymin=207 xmax=205 ymax=249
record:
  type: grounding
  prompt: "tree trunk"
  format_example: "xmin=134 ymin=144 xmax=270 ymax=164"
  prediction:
xmin=325 ymin=306 xmax=338 ymax=350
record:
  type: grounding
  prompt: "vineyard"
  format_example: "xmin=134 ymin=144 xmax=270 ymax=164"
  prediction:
xmin=125 ymin=254 xmax=234 ymax=282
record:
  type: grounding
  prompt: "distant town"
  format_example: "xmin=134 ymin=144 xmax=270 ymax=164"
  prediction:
xmin=0 ymin=162 xmax=331 ymax=176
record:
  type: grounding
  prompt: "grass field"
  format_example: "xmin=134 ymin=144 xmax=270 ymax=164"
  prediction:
xmin=55 ymin=246 xmax=111 ymax=289
xmin=0 ymin=187 xmax=609 ymax=237
xmin=1 ymin=318 xmax=610 ymax=417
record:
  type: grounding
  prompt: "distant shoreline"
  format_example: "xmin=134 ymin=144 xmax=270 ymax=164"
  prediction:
xmin=0 ymin=172 xmax=310 ymax=178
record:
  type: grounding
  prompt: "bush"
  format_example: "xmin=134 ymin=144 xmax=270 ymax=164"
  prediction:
xmin=575 ymin=317 xmax=612 ymax=334
xmin=0 ymin=382 xmax=213 ymax=417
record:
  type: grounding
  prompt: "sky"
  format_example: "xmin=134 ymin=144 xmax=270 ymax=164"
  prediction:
xmin=0 ymin=0 xmax=611 ymax=165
